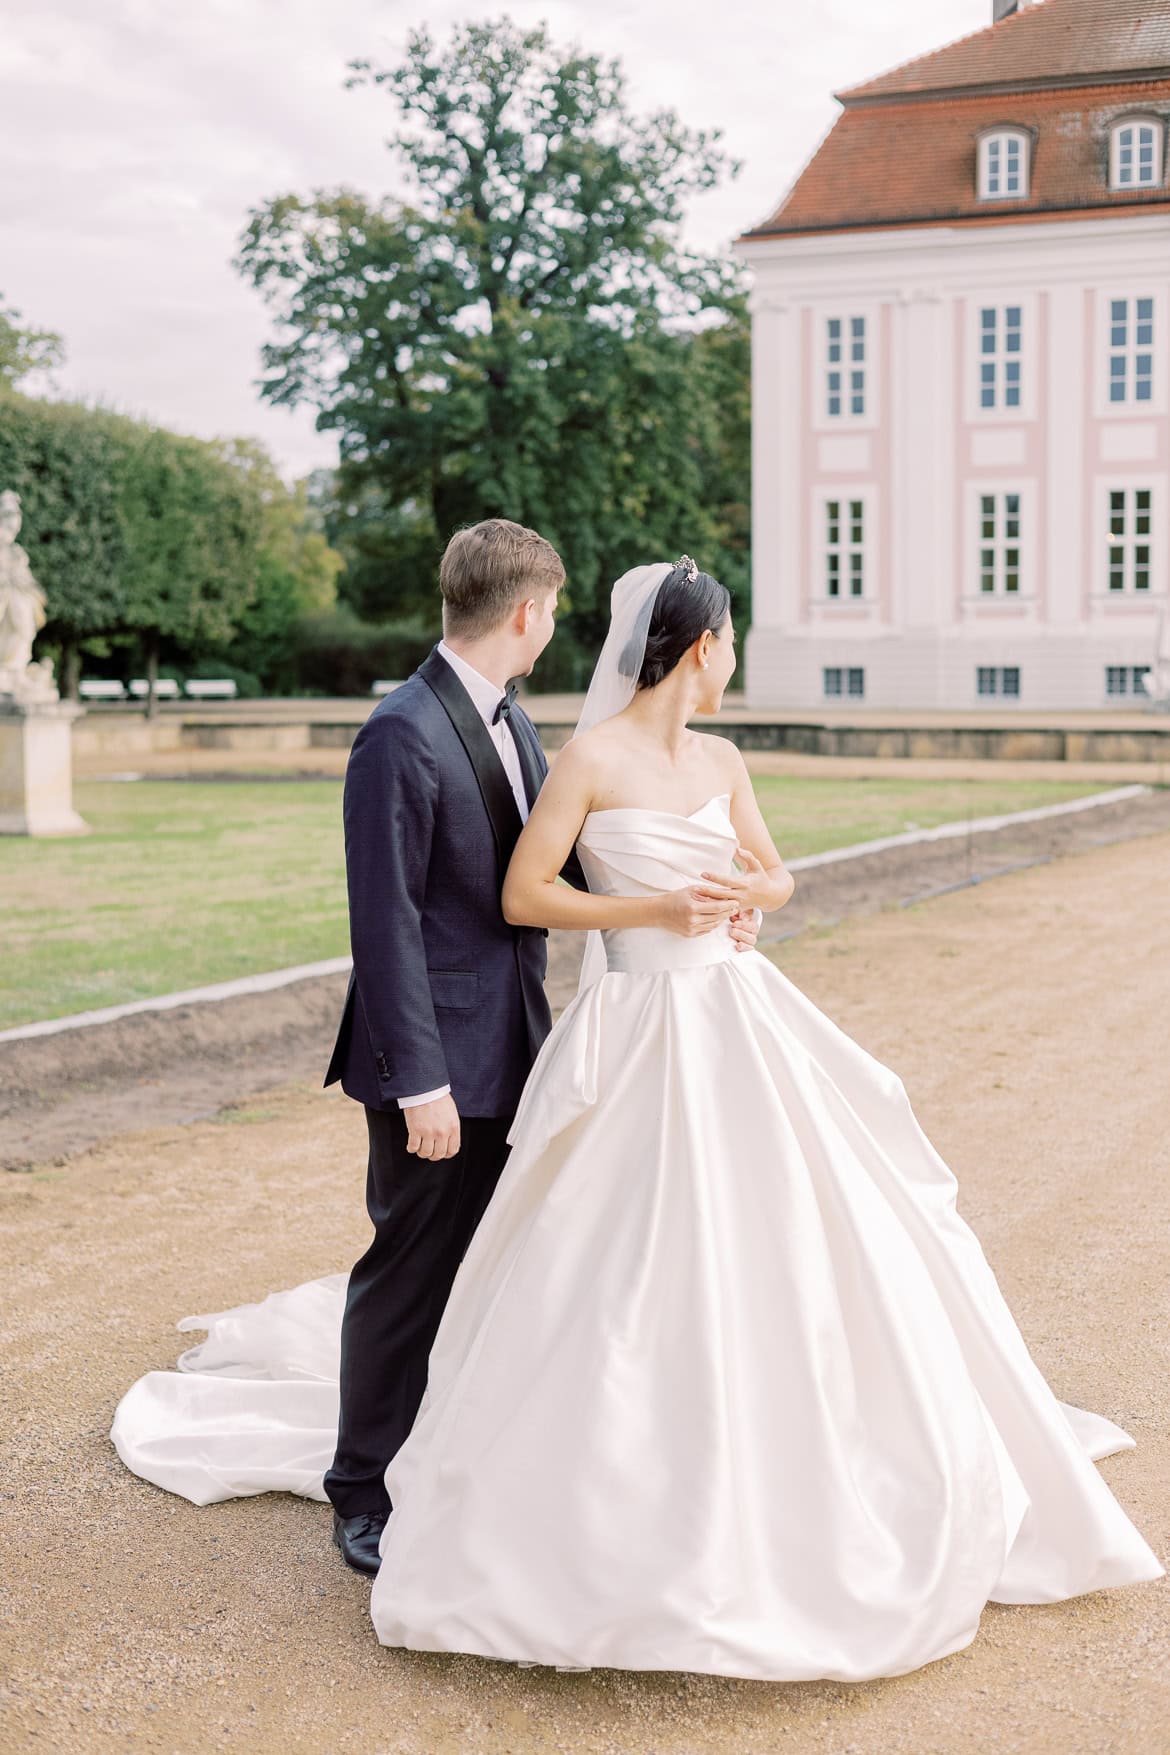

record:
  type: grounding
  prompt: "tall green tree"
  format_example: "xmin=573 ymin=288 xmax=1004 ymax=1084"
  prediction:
xmin=117 ymin=428 xmax=259 ymax=715
xmin=0 ymin=390 xmax=345 ymax=701
xmin=0 ymin=295 xmax=65 ymax=389
xmin=235 ymin=17 xmax=748 ymax=668
xmin=685 ymin=298 xmax=752 ymax=601
xmin=207 ymin=439 xmax=344 ymax=688
xmin=0 ymin=393 xmax=129 ymax=695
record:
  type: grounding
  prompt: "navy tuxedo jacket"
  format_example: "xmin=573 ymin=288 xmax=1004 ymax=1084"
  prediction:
xmin=324 ymin=645 xmax=586 ymax=1119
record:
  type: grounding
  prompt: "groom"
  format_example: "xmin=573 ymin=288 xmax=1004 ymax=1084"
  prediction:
xmin=322 ymin=519 xmax=759 ymax=1573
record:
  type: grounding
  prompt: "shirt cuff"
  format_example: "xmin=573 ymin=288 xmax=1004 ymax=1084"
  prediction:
xmin=397 ymin=1084 xmax=452 ymax=1110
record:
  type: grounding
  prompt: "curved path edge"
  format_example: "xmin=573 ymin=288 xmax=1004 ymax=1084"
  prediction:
xmin=0 ymin=784 xmax=1149 ymax=1045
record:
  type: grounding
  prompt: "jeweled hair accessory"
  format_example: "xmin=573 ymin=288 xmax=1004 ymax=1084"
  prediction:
xmin=674 ymin=554 xmax=699 ymax=583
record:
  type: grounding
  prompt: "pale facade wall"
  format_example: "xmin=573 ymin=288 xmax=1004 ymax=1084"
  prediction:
xmin=736 ymin=213 xmax=1170 ymax=710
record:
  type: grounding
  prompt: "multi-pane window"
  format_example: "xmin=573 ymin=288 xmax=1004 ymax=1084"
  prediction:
xmin=978 ymin=493 xmax=1022 ymax=593
xmin=827 ymin=319 xmax=841 ymax=416
xmin=826 ymin=316 xmax=866 ymax=417
xmin=979 ymin=305 xmax=1022 ymax=409
xmin=977 ymin=667 xmax=1021 ymax=697
xmin=1108 ymin=298 xmax=1154 ymax=403
xmin=980 ymin=132 xmax=1027 ymax=199
xmin=1112 ymin=121 xmax=1163 ymax=189
xmin=824 ymin=667 xmax=864 ymax=698
xmin=826 ymin=498 xmax=865 ymax=598
xmin=1106 ymin=665 xmax=1152 ymax=696
xmin=848 ymin=318 xmax=865 ymax=415
xmin=1107 ymin=489 xmax=1152 ymax=591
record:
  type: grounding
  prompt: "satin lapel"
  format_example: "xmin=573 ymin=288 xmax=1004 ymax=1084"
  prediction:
xmin=418 ymin=646 xmax=524 ymax=875
xmin=510 ymin=707 xmax=585 ymax=892
xmin=510 ymin=708 xmax=547 ymax=814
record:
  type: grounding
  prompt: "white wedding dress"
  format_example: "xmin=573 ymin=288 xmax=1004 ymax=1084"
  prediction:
xmin=111 ymin=793 xmax=1164 ymax=1682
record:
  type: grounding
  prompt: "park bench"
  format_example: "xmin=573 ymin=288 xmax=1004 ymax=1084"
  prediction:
xmin=128 ymin=678 xmax=181 ymax=700
xmin=371 ymin=680 xmax=405 ymax=696
xmin=184 ymin=679 xmax=238 ymax=700
xmin=78 ymin=680 xmax=127 ymax=701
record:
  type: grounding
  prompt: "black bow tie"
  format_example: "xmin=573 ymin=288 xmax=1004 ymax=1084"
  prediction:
xmin=492 ymin=681 xmax=518 ymax=725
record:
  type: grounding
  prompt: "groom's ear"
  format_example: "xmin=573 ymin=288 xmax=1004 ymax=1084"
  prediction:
xmin=517 ymin=590 xmax=552 ymax=633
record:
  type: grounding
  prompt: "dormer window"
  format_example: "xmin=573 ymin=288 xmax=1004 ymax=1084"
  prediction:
xmin=978 ymin=130 xmax=1029 ymax=200
xmin=1110 ymin=118 xmax=1163 ymax=191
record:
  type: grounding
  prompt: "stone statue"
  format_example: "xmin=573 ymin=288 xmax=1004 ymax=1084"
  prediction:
xmin=0 ymin=489 xmax=58 ymax=702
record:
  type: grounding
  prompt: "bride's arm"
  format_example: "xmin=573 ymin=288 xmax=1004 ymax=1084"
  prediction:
xmin=502 ymin=742 xmax=740 ymax=937
xmin=698 ymin=744 xmax=796 ymax=915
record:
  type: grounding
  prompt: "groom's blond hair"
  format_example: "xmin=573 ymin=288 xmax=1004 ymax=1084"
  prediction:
xmin=440 ymin=519 xmax=564 ymax=639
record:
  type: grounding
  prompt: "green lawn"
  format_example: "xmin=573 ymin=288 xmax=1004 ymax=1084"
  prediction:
xmin=750 ymin=773 xmax=1109 ymax=857
xmin=0 ymin=774 xmax=1112 ymax=1030
xmin=1 ymin=782 xmax=349 ymax=1031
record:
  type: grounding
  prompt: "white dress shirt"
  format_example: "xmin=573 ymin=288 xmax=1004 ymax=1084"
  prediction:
xmin=436 ymin=641 xmax=530 ymax=825
xmin=397 ymin=642 xmax=529 ymax=1111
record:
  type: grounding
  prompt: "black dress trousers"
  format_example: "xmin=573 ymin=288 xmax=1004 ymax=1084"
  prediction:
xmin=323 ymin=1105 xmax=512 ymax=1520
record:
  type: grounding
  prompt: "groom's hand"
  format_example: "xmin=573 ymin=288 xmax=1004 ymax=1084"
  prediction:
xmin=403 ymin=1094 xmax=461 ymax=1160
xmin=728 ymin=906 xmax=763 ymax=953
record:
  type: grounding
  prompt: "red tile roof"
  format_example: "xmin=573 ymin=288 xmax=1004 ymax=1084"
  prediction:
xmin=744 ymin=81 xmax=1170 ymax=237
xmin=841 ymin=0 xmax=1170 ymax=102
xmin=742 ymin=2 xmax=1170 ymax=240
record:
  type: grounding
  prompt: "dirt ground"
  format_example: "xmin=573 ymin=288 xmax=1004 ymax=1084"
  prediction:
xmin=4 ymin=785 xmax=1170 ymax=1172
xmin=1 ymin=826 xmax=1168 ymax=1753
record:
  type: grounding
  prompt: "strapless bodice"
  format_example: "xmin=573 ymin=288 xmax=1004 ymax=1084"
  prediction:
xmin=574 ymin=792 xmax=741 ymax=974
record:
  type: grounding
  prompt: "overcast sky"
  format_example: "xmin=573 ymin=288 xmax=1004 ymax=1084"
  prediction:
xmin=1 ymin=0 xmax=992 ymax=479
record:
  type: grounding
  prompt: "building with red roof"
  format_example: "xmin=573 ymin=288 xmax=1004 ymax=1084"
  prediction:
xmin=735 ymin=0 xmax=1170 ymax=710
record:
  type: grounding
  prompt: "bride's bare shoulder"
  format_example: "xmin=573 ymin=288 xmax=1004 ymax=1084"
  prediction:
xmin=689 ymin=728 xmax=749 ymax=784
xmin=547 ymin=725 xmax=614 ymax=789
xmin=551 ymin=722 xmax=641 ymax=802
xmin=556 ymin=721 xmax=627 ymax=765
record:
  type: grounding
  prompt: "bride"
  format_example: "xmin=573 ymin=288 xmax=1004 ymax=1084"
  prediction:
xmin=111 ymin=558 xmax=1163 ymax=1683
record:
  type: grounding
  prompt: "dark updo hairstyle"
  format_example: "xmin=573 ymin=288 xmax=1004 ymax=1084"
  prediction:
xmin=619 ymin=560 xmax=732 ymax=691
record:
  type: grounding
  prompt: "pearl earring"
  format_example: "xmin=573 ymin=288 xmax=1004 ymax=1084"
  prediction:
xmin=701 ymin=660 xmax=709 ymax=669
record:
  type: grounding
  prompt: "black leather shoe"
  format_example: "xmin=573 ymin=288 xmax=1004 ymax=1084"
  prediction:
xmin=332 ymin=1508 xmax=387 ymax=1576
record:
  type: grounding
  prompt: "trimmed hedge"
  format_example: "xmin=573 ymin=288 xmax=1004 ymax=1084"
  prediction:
xmin=0 ymin=392 xmax=342 ymax=694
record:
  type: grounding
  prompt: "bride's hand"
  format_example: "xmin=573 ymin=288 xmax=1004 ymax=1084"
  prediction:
xmin=698 ymin=847 xmax=770 ymax=911
xmin=655 ymin=885 xmax=740 ymax=938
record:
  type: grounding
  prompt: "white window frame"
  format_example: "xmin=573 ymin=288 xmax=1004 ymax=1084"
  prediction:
xmin=978 ymin=491 xmax=1022 ymax=596
xmin=824 ymin=494 xmax=866 ymax=600
xmin=1091 ymin=476 xmax=1167 ymax=602
xmin=811 ymin=483 xmax=877 ymax=605
xmin=965 ymin=293 xmax=1037 ymax=422
xmin=823 ymin=666 xmax=865 ymax=700
xmin=1110 ymin=117 xmax=1164 ymax=191
xmin=812 ymin=303 xmax=879 ymax=431
xmin=827 ymin=315 xmax=866 ymax=419
xmin=1094 ymin=288 xmax=1166 ymax=417
xmin=1106 ymin=664 xmax=1153 ymax=697
xmin=978 ymin=129 xmax=1030 ymax=201
xmin=976 ymin=666 xmax=1021 ymax=699
xmin=964 ymin=481 xmax=1035 ymax=602
xmin=1104 ymin=485 xmax=1154 ymax=595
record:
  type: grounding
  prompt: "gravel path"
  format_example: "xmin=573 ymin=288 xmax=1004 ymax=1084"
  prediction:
xmin=1 ymin=830 xmax=1168 ymax=1753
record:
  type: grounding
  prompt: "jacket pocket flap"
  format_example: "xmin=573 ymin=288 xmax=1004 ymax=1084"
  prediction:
xmin=429 ymin=969 xmax=479 ymax=1009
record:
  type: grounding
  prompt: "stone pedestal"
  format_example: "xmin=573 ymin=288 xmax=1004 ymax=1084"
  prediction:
xmin=0 ymin=699 xmax=89 ymax=835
